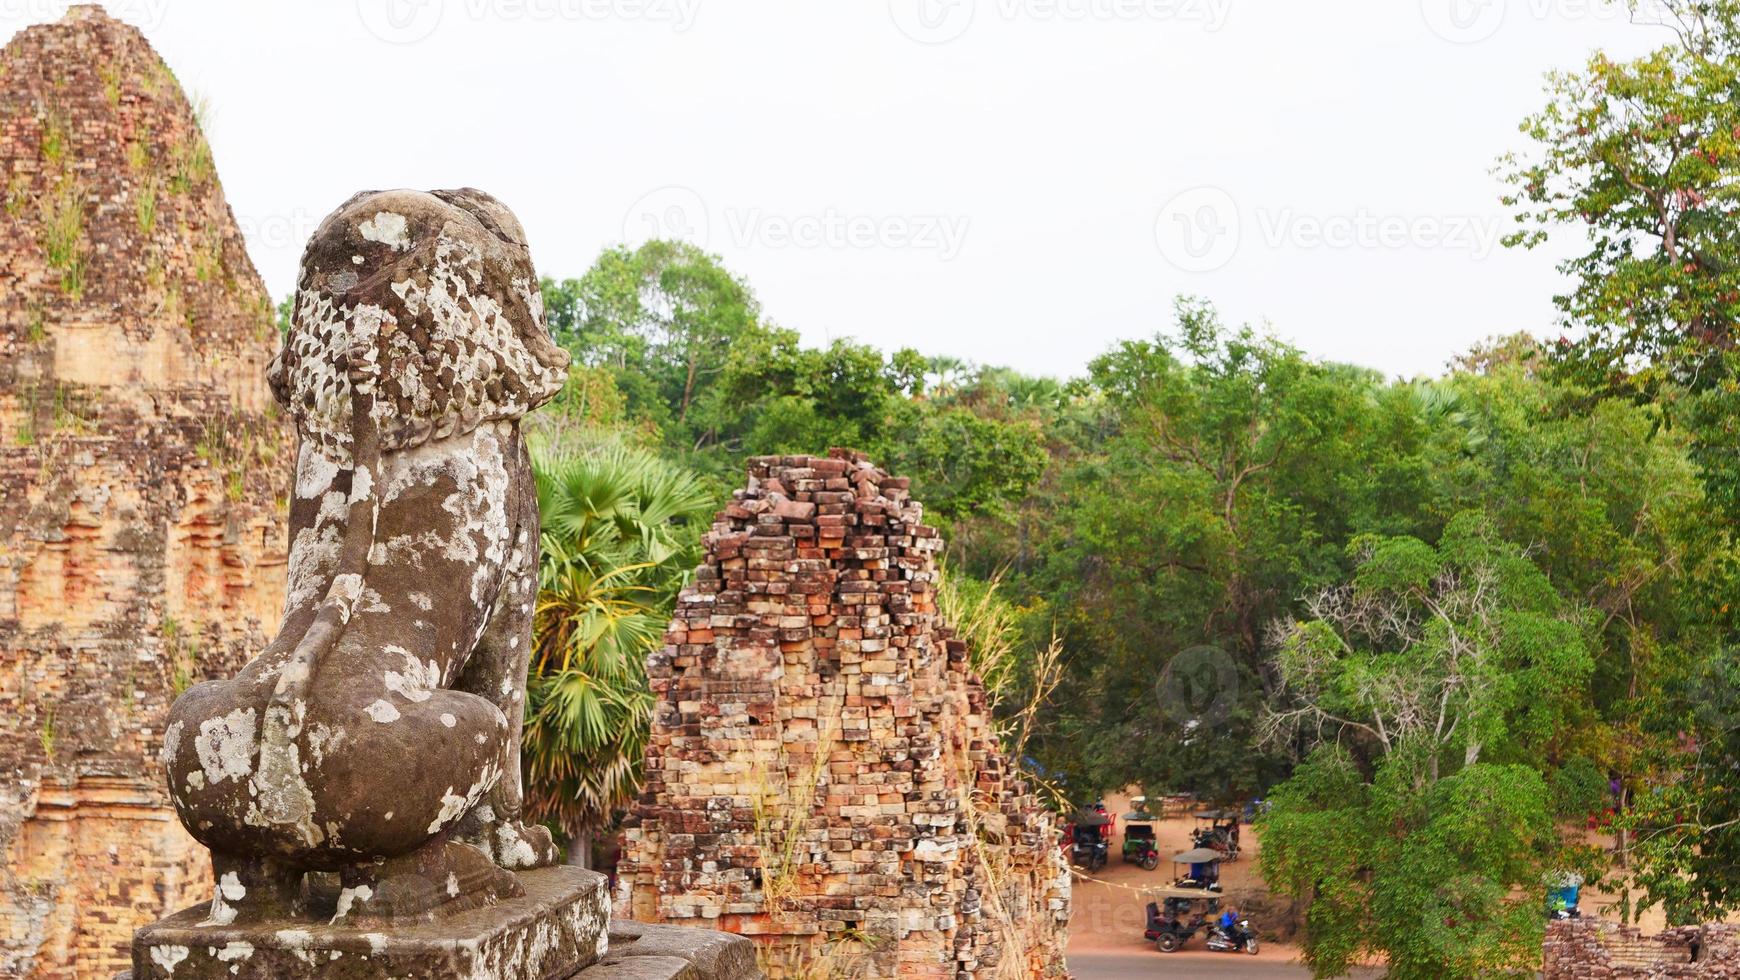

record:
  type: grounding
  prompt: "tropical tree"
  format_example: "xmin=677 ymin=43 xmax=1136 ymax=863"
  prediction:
xmin=522 ymin=442 xmax=714 ymax=864
xmin=1501 ymin=0 xmax=1740 ymax=513
xmin=1502 ymin=1 xmax=1740 ymax=392
xmin=1258 ymin=514 xmax=1594 ymax=978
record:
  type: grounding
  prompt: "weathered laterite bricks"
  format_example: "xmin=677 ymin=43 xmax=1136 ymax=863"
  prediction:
xmin=618 ymin=449 xmax=1070 ymax=978
xmin=1 ymin=8 xmax=288 ymax=976
xmin=1543 ymin=919 xmax=1740 ymax=979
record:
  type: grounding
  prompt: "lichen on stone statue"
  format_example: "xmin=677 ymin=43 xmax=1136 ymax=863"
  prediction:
xmin=159 ymin=188 xmax=570 ymax=927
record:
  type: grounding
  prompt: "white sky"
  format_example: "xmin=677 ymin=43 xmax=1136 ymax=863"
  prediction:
xmin=5 ymin=0 xmax=1669 ymax=380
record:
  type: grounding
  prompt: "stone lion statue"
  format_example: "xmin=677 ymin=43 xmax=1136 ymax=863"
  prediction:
xmin=160 ymin=188 xmax=570 ymax=924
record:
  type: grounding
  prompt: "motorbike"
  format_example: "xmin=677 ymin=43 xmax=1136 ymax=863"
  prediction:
xmin=1205 ymin=917 xmax=1260 ymax=955
xmin=1069 ymin=823 xmax=1108 ymax=871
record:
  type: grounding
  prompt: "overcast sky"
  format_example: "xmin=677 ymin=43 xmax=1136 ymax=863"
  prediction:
xmin=6 ymin=0 xmax=1668 ymax=379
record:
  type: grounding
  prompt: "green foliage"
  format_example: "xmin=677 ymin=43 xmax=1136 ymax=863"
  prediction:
xmin=881 ymin=407 xmax=1046 ymax=523
xmin=1622 ymin=640 xmax=1740 ymax=922
xmin=541 ymin=244 xmax=1048 ymax=524
xmin=135 ymin=175 xmax=158 ymax=235
xmin=1498 ymin=7 xmax=1740 ymax=916
xmin=515 ymin=226 xmax=1736 ymax=927
xmin=1012 ymin=299 xmax=1398 ymax=798
xmin=1261 ymin=516 xmax=1599 ymax=976
xmin=1549 ymin=756 xmax=1610 ymax=819
xmin=39 ymin=705 xmax=56 ymax=761
xmin=1261 ymin=750 xmax=1556 ymax=979
xmin=37 ymin=175 xmax=87 ymax=299
xmin=523 ymin=442 xmax=714 ymax=840
xmin=1268 ymin=512 xmax=1593 ymax=774
xmin=167 ymin=130 xmax=213 ymax=194
xmin=1501 ymin=1 xmax=1740 ymax=398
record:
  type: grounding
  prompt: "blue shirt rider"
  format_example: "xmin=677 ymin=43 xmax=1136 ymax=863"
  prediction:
xmin=1219 ymin=909 xmax=1238 ymax=933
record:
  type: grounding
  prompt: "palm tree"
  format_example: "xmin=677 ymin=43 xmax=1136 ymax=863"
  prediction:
xmin=522 ymin=442 xmax=715 ymax=866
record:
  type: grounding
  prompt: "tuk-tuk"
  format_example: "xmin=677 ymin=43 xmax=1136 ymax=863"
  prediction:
xmin=1191 ymin=808 xmax=1241 ymax=862
xmin=1069 ymin=809 xmax=1110 ymax=871
xmin=1143 ymin=886 xmax=1222 ymax=953
xmin=1170 ymin=847 xmax=1222 ymax=891
xmin=1121 ymin=811 xmax=1161 ymax=870
xmin=1546 ymin=871 xmax=1583 ymax=920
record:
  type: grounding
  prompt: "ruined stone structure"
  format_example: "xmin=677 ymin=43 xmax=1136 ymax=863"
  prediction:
xmin=0 ymin=8 xmax=288 ymax=977
xmin=1543 ymin=919 xmax=1740 ymax=978
xmin=618 ymin=450 xmax=1071 ymax=978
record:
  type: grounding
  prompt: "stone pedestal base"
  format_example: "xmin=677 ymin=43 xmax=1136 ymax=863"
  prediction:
xmin=129 ymin=866 xmax=608 ymax=979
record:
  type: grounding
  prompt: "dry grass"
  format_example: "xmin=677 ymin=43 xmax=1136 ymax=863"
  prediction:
xmin=755 ymin=934 xmax=880 ymax=979
xmin=750 ymin=712 xmax=837 ymax=916
xmin=938 ymin=567 xmax=1072 ymax=977
xmin=37 ymin=175 xmax=86 ymax=299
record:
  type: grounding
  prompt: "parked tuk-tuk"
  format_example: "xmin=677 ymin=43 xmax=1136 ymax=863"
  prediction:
xmin=1191 ymin=808 xmax=1241 ymax=862
xmin=1121 ymin=817 xmax=1161 ymax=871
xmin=1546 ymin=871 xmax=1583 ymax=919
xmin=1143 ymin=886 xmax=1222 ymax=953
xmin=1170 ymin=847 xmax=1223 ymax=891
xmin=1069 ymin=809 xmax=1111 ymax=871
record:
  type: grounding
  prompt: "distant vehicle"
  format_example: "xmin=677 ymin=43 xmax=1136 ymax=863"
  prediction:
xmin=1121 ymin=817 xmax=1161 ymax=871
xmin=1191 ymin=809 xmax=1242 ymax=862
xmin=1170 ymin=847 xmax=1224 ymax=891
xmin=1143 ymin=888 xmax=1221 ymax=953
xmin=1204 ymin=914 xmax=1260 ymax=955
xmin=1070 ymin=812 xmax=1110 ymax=871
xmin=1547 ymin=872 xmax=1583 ymax=920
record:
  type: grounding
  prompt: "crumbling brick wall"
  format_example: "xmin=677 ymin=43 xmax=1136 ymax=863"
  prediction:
xmin=618 ymin=450 xmax=1070 ymax=978
xmin=0 ymin=8 xmax=288 ymax=977
xmin=1543 ymin=919 xmax=1740 ymax=979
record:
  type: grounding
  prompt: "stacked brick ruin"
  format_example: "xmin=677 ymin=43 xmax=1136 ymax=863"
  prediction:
xmin=618 ymin=450 xmax=1070 ymax=978
xmin=0 ymin=8 xmax=288 ymax=977
xmin=1543 ymin=920 xmax=1740 ymax=979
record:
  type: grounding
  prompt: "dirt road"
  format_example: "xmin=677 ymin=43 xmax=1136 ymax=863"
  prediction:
xmin=1063 ymin=799 xmax=1379 ymax=978
xmin=1068 ymin=950 xmax=1380 ymax=979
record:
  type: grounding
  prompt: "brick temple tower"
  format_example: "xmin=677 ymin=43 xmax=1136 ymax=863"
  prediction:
xmin=0 ymin=8 xmax=288 ymax=976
